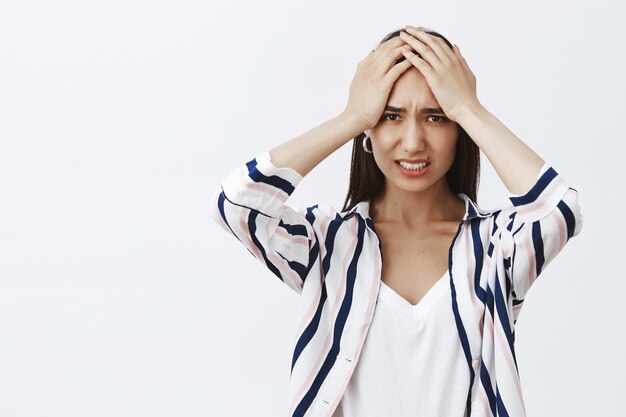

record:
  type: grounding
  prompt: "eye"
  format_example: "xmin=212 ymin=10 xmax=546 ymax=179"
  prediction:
xmin=428 ymin=115 xmax=449 ymax=122
xmin=381 ymin=113 xmax=400 ymax=122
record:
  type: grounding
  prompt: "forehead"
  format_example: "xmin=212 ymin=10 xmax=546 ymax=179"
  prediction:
xmin=388 ymin=68 xmax=438 ymax=106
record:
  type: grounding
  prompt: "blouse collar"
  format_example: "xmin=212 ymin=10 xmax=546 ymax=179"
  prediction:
xmin=340 ymin=193 xmax=494 ymax=222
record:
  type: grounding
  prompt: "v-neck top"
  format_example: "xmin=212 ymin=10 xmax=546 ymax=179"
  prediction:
xmin=379 ymin=270 xmax=450 ymax=319
xmin=331 ymin=268 xmax=471 ymax=417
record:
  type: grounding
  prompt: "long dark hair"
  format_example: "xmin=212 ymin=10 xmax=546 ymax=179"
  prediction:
xmin=340 ymin=27 xmax=481 ymax=214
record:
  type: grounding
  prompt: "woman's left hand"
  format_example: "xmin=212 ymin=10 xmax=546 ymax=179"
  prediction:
xmin=399 ymin=26 xmax=481 ymax=122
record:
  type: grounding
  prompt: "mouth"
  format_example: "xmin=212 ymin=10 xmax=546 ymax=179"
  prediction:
xmin=396 ymin=160 xmax=430 ymax=171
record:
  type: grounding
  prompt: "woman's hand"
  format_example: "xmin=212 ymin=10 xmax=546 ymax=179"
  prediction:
xmin=343 ymin=36 xmax=414 ymax=130
xmin=398 ymin=26 xmax=481 ymax=122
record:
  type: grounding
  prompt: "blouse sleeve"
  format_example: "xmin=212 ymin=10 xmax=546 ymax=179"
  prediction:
xmin=208 ymin=150 xmax=322 ymax=296
xmin=499 ymin=162 xmax=584 ymax=304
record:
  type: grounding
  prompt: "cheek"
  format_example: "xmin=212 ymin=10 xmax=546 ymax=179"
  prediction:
xmin=371 ymin=144 xmax=396 ymax=172
xmin=371 ymin=139 xmax=392 ymax=158
xmin=434 ymin=140 xmax=458 ymax=165
xmin=448 ymin=142 xmax=459 ymax=159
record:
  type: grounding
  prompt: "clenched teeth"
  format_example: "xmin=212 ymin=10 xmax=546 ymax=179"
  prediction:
xmin=398 ymin=161 xmax=429 ymax=170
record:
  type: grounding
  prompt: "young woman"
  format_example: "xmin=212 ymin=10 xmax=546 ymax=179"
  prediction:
xmin=210 ymin=25 xmax=583 ymax=417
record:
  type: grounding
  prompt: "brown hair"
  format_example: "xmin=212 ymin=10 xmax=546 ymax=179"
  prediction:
xmin=340 ymin=27 xmax=481 ymax=213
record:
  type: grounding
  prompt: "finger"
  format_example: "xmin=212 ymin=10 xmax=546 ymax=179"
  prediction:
xmin=363 ymin=36 xmax=404 ymax=70
xmin=404 ymin=27 xmax=453 ymax=60
xmin=363 ymin=36 xmax=398 ymax=62
xmin=373 ymin=41 xmax=410 ymax=76
xmin=383 ymin=54 xmax=414 ymax=85
xmin=387 ymin=45 xmax=415 ymax=70
xmin=372 ymin=35 xmax=405 ymax=55
xmin=403 ymin=27 xmax=455 ymax=67
xmin=398 ymin=31 xmax=440 ymax=69
xmin=399 ymin=46 xmax=434 ymax=78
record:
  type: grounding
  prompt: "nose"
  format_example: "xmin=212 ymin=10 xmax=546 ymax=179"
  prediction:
xmin=401 ymin=120 xmax=426 ymax=154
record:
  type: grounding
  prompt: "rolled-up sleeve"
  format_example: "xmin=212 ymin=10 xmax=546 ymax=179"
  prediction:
xmin=208 ymin=150 xmax=320 ymax=295
xmin=500 ymin=162 xmax=584 ymax=303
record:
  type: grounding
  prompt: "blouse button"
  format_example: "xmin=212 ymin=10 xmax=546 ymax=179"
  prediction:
xmin=472 ymin=359 xmax=480 ymax=369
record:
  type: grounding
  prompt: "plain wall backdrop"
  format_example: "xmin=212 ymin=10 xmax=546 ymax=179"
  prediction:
xmin=1 ymin=0 xmax=624 ymax=416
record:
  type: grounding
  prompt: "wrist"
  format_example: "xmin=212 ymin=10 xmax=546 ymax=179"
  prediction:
xmin=339 ymin=109 xmax=373 ymax=134
xmin=455 ymin=100 xmax=489 ymax=127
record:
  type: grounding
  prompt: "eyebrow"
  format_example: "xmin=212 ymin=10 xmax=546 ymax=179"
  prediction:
xmin=385 ymin=105 xmax=445 ymax=114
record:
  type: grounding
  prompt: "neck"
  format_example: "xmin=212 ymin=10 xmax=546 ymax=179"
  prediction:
xmin=371 ymin=178 xmax=465 ymax=227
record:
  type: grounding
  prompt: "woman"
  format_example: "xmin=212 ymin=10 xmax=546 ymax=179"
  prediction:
xmin=210 ymin=25 xmax=583 ymax=417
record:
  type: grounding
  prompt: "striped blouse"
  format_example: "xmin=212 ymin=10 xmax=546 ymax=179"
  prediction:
xmin=209 ymin=149 xmax=584 ymax=417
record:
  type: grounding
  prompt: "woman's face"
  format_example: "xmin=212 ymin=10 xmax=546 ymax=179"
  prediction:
xmin=367 ymin=67 xmax=460 ymax=195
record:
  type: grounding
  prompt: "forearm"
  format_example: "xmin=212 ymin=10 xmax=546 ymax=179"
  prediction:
xmin=456 ymin=103 xmax=546 ymax=196
xmin=269 ymin=111 xmax=369 ymax=177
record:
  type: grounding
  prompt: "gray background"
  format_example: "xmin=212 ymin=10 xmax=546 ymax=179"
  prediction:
xmin=1 ymin=0 xmax=623 ymax=416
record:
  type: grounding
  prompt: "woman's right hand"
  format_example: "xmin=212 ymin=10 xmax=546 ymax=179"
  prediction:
xmin=343 ymin=35 xmax=414 ymax=130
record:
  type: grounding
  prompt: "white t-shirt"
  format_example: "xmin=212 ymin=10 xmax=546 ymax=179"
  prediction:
xmin=332 ymin=269 xmax=470 ymax=417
